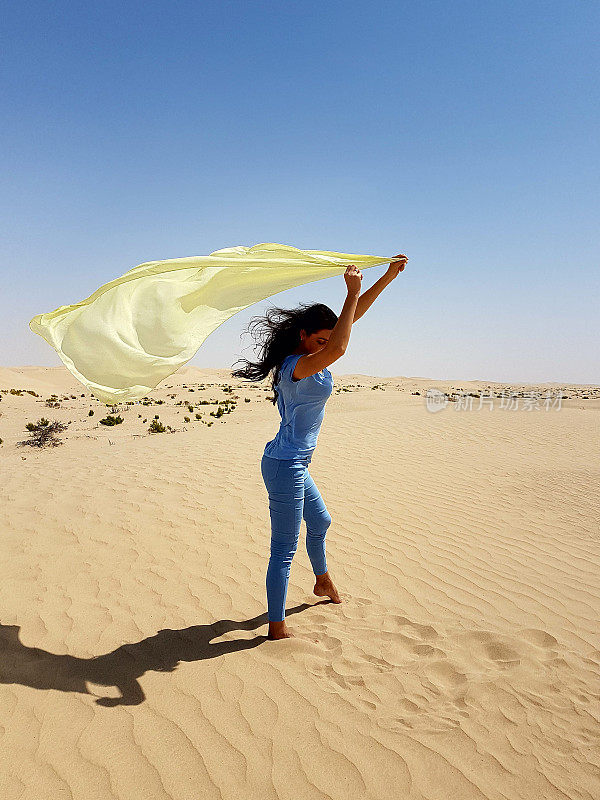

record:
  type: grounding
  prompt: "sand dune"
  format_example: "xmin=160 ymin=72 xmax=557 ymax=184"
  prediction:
xmin=0 ymin=365 xmax=598 ymax=800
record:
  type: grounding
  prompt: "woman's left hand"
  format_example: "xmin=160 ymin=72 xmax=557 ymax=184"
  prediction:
xmin=386 ymin=254 xmax=408 ymax=279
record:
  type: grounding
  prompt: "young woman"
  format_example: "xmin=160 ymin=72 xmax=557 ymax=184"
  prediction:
xmin=232 ymin=256 xmax=407 ymax=639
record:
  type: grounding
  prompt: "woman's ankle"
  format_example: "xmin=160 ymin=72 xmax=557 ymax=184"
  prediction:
xmin=268 ymin=619 xmax=293 ymax=639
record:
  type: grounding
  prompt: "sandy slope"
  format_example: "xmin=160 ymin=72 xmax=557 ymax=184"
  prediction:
xmin=0 ymin=365 xmax=599 ymax=800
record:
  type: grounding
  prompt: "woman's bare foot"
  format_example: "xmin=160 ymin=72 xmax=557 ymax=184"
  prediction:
xmin=268 ymin=620 xmax=294 ymax=640
xmin=313 ymin=572 xmax=342 ymax=604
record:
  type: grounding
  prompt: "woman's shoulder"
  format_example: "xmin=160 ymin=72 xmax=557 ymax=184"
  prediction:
xmin=280 ymin=353 xmax=334 ymax=385
xmin=277 ymin=353 xmax=302 ymax=383
xmin=286 ymin=353 xmax=303 ymax=382
xmin=282 ymin=353 xmax=302 ymax=369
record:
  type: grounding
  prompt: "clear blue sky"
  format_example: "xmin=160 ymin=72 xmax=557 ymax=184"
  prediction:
xmin=2 ymin=1 xmax=598 ymax=384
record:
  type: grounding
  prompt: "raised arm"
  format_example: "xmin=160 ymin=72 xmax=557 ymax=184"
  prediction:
xmin=292 ymin=266 xmax=363 ymax=380
xmin=353 ymin=254 xmax=408 ymax=323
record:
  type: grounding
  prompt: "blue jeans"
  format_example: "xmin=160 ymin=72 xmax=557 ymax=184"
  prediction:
xmin=261 ymin=453 xmax=332 ymax=622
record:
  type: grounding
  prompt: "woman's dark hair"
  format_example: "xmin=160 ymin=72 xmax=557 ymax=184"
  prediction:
xmin=231 ymin=302 xmax=338 ymax=405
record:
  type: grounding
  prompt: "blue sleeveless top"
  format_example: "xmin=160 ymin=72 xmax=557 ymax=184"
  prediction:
xmin=263 ymin=353 xmax=334 ymax=459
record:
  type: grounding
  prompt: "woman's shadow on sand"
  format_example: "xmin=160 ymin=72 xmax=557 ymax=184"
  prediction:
xmin=0 ymin=602 xmax=328 ymax=706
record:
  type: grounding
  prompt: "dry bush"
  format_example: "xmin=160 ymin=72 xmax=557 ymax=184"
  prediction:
xmin=17 ymin=418 xmax=69 ymax=448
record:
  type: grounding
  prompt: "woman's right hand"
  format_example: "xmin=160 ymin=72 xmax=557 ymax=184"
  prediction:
xmin=344 ymin=265 xmax=363 ymax=295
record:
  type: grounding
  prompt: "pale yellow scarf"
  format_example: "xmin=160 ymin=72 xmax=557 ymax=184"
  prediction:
xmin=29 ymin=242 xmax=395 ymax=404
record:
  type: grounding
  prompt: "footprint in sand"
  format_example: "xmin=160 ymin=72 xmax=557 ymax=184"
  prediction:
xmin=423 ymin=660 xmax=468 ymax=690
xmin=458 ymin=629 xmax=523 ymax=669
xmin=385 ymin=615 xmax=439 ymax=641
xmin=519 ymin=628 xmax=559 ymax=651
xmin=482 ymin=640 xmax=522 ymax=666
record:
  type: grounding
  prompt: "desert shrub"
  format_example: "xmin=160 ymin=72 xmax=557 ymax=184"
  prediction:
xmin=18 ymin=418 xmax=68 ymax=448
xmin=149 ymin=419 xmax=165 ymax=433
xmin=99 ymin=415 xmax=123 ymax=426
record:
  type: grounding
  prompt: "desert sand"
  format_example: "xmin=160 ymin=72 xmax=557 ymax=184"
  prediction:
xmin=0 ymin=364 xmax=599 ymax=800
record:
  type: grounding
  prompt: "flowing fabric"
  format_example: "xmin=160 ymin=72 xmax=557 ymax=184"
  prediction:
xmin=29 ymin=242 xmax=395 ymax=404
